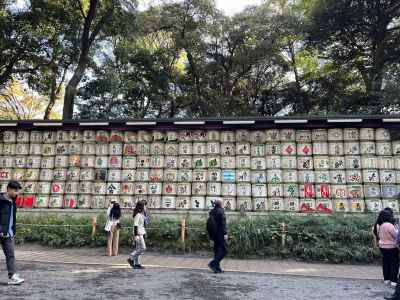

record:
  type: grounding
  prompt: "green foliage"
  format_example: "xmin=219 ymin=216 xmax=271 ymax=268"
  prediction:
xmin=15 ymin=214 xmax=380 ymax=264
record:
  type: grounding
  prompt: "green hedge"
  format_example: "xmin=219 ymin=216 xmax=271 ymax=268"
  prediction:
xmin=15 ymin=214 xmax=380 ymax=264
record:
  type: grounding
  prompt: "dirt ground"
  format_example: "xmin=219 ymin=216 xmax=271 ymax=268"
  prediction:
xmin=0 ymin=261 xmax=392 ymax=300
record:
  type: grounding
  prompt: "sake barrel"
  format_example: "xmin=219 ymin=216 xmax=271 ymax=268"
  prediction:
xmin=164 ymin=169 xmax=178 ymax=182
xmin=220 ymin=131 xmax=235 ymax=143
xmin=150 ymin=155 xmax=164 ymax=169
xmin=267 ymin=170 xmax=282 ymax=184
xmin=137 ymin=143 xmax=151 ymax=155
xmin=28 ymin=144 xmax=41 ymax=155
xmin=329 ymin=142 xmax=344 ymax=156
xmin=122 ymin=169 xmax=136 ymax=182
xmin=177 ymin=169 xmax=192 ymax=182
xmin=362 ymin=169 xmax=379 ymax=183
xmin=299 ymin=199 xmax=316 ymax=212
xmin=178 ymin=156 xmax=192 ymax=169
xmin=282 ymin=170 xmax=298 ymax=183
xmin=223 ymin=197 xmax=236 ymax=211
xmin=163 ymin=183 xmax=177 ymax=195
xmin=161 ymin=196 xmax=176 ymax=209
xmin=42 ymin=144 xmax=56 ymax=156
xmin=281 ymin=156 xmax=298 ymax=169
xmin=265 ymin=143 xmax=282 ymax=155
xmin=393 ymin=141 xmax=400 ymax=156
xmin=191 ymin=196 xmax=205 ymax=209
xmin=344 ymin=142 xmax=360 ymax=155
xmin=283 ymin=183 xmax=299 ymax=198
xmin=345 ymin=156 xmax=361 ymax=169
xmin=81 ymin=155 xmax=95 ymax=168
xmin=315 ymin=171 xmax=330 ymax=183
xmin=297 ymin=143 xmax=312 ymax=156
xmin=69 ymin=155 xmax=81 ymax=167
xmin=138 ymin=130 xmax=152 ymax=142
xmin=382 ymin=199 xmax=399 ymax=213
xmin=280 ymin=129 xmax=296 ymax=142
xmin=30 ymin=131 xmax=42 ymax=143
xmin=327 ymin=128 xmax=343 ymax=141
xmin=177 ymin=183 xmax=191 ymax=196
xmin=108 ymin=143 xmax=123 ymax=156
xmin=376 ymin=142 xmax=392 ymax=156
xmin=0 ymin=144 xmax=3 ymax=155
xmin=365 ymin=199 xmax=383 ymax=212
xmin=222 ymin=169 xmax=236 ymax=183
xmin=65 ymin=182 xmax=79 ymax=194
xmin=236 ymin=156 xmax=250 ymax=169
xmin=15 ymin=143 xmax=29 ymax=155
xmin=94 ymin=156 xmax=108 ymax=169
xmin=235 ymin=130 xmax=250 ymax=142
xmin=237 ymin=197 xmax=252 ymax=211
xmin=193 ymin=142 xmax=207 ymax=155
xmin=135 ymin=169 xmax=150 ymax=182
xmin=285 ymin=198 xmax=300 ymax=212
xmin=81 ymin=143 xmax=95 ymax=155
xmin=21 ymin=181 xmax=36 ymax=194
xmin=77 ymin=195 xmax=91 ymax=208
xmin=236 ymin=169 xmax=251 ymax=182
xmin=313 ymin=142 xmax=328 ymax=155
xmin=315 ymin=199 xmax=333 ymax=213
xmin=253 ymin=198 xmax=267 ymax=211
xmin=166 ymin=131 xmax=178 ymax=142
xmin=55 ymin=130 xmax=69 ymax=142
xmin=207 ymin=130 xmax=220 ymax=142
xmin=69 ymin=130 xmax=82 ymax=142
xmin=39 ymin=169 xmax=53 ymax=181
xmin=120 ymin=182 xmax=134 ymax=195
xmin=236 ymin=142 xmax=250 ymax=155
xmin=124 ymin=131 xmax=137 ymax=143
xmin=136 ymin=156 xmax=150 ymax=168
xmin=80 ymin=181 xmax=93 ymax=194
xmin=381 ymin=185 xmax=398 ymax=198
xmin=66 ymin=168 xmax=80 ymax=181
xmin=82 ymin=130 xmax=96 ymax=142
xmin=251 ymin=157 xmax=266 ymax=170
xmin=14 ymin=156 xmax=26 ymax=168
xmin=208 ymin=169 xmax=222 ymax=182
xmin=265 ymin=129 xmax=280 ymax=142
xmin=252 ymin=171 xmax=267 ymax=183
xmin=347 ymin=184 xmax=364 ymax=199
xmin=343 ymin=128 xmax=359 ymax=141
xmin=51 ymin=182 xmax=65 ymax=194
xmin=396 ymin=170 xmax=400 ymax=184
xmin=297 ymin=157 xmax=313 ymax=170
xmin=68 ymin=142 xmax=82 ymax=155
xmin=191 ymin=130 xmax=207 ymax=142
xmin=39 ymin=131 xmax=55 ymax=143
xmin=91 ymin=195 xmax=106 ymax=209
xmin=0 ymin=182 xmax=6 ymax=193
xmin=27 ymin=156 xmax=41 ymax=168
xmin=299 ymin=183 xmax=316 ymax=198
xmin=296 ymin=130 xmax=312 ymax=143
xmin=207 ymin=156 xmax=221 ymax=168
xmin=106 ymin=182 xmax=121 ymax=195
xmin=346 ymin=170 xmax=362 ymax=184
xmin=107 ymin=169 xmax=122 ymax=182
xmin=95 ymin=143 xmax=108 ymax=156
xmin=177 ymin=130 xmax=192 ymax=142
xmin=334 ymin=199 xmax=350 ymax=213
xmin=298 ymin=170 xmax=315 ymax=183
xmin=312 ymin=129 xmax=328 ymax=142
xmin=376 ymin=128 xmax=391 ymax=141
xmin=222 ymin=183 xmax=236 ymax=196
xmin=364 ymin=184 xmax=381 ymax=198
xmin=49 ymin=195 xmax=63 ymax=208
xmin=147 ymin=196 xmax=161 ymax=209
xmin=360 ymin=142 xmax=376 ymax=155
xmin=221 ymin=156 xmax=236 ymax=169
xmin=360 ymin=128 xmax=375 ymax=141
xmin=3 ymin=144 xmax=15 ymax=155
xmin=380 ymin=170 xmax=396 ymax=184
xmin=266 ymin=155 xmax=281 ymax=169
xmin=106 ymin=195 xmax=120 ymax=206
xmin=313 ymin=156 xmax=330 ymax=170
xmin=251 ymin=144 xmax=265 ymax=157
xmin=179 ymin=142 xmax=193 ymax=155
xmin=252 ymin=184 xmax=267 ymax=197
xmin=123 ymin=144 xmax=137 ymax=156
xmin=25 ymin=169 xmax=39 ymax=181
xmin=268 ymin=184 xmax=283 ymax=197
xmin=176 ymin=197 xmax=190 ymax=210
xmin=269 ymin=198 xmax=284 ymax=211
xmin=39 ymin=157 xmax=54 ymax=169
xmin=250 ymin=131 xmax=266 ymax=144
xmin=378 ymin=156 xmax=394 ymax=169
xmin=192 ymin=182 xmax=206 ymax=195
xmin=350 ymin=199 xmax=365 ymax=213
xmin=331 ymin=184 xmax=347 ymax=199
xmin=151 ymin=143 xmax=165 ymax=155
xmin=163 ymin=156 xmax=177 ymax=169
xmin=281 ymin=142 xmax=296 ymax=156
xmin=35 ymin=195 xmax=49 ymax=208
xmin=12 ymin=169 xmax=24 ymax=181
xmin=207 ymin=182 xmax=222 ymax=196
xmin=152 ymin=130 xmax=165 ymax=142
xmin=92 ymin=182 xmax=107 ymax=195
xmin=361 ymin=156 xmax=378 ymax=169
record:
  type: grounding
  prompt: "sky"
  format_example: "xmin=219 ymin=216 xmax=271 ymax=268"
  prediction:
xmin=215 ymin=0 xmax=263 ymax=15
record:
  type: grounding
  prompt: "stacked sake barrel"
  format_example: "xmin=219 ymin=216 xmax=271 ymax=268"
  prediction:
xmin=0 ymin=128 xmax=398 ymax=212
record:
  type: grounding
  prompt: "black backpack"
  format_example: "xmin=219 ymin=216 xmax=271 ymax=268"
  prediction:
xmin=206 ymin=214 xmax=217 ymax=240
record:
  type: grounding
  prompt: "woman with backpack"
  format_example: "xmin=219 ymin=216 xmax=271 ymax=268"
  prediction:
xmin=374 ymin=208 xmax=399 ymax=287
xmin=104 ymin=200 xmax=121 ymax=256
xmin=127 ymin=201 xmax=146 ymax=269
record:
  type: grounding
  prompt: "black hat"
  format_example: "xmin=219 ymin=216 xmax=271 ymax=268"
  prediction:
xmin=7 ymin=181 xmax=22 ymax=190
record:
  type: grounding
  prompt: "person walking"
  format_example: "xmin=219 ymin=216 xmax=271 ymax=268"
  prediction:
xmin=376 ymin=209 xmax=399 ymax=288
xmin=127 ymin=201 xmax=146 ymax=269
xmin=0 ymin=181 xmax=24 ymax=285
xmin=105 ymin=200 xmax=121 ymax=256
xmin=207 ymin=199 xmax=228 ymax=274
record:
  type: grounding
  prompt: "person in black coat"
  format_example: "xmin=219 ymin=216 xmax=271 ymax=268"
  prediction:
xmin=207 ymin=199 xmax=228 ymax=273
xmin=0 ymin=181 xmax=24 ymax=285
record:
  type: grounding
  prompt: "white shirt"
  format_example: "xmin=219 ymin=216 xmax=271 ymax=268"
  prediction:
xmin=104 ymin=207 xmax=120 ymax=232
xmin=134 ymin=213 xmax=146 ymax=235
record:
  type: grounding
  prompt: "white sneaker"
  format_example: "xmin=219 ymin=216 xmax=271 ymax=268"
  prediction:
xmin=8 ymin=274 xmax=24 ymax=285
xmin=391 ymin=281 xmax=397 ymax=288
xmin=384 ymin=280 xmax=391 ymax=285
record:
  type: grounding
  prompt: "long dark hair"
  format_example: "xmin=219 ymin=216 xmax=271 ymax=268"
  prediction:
xmin=373 ymin=207 xmax=395 ymax=240
xmin=133 ymin=201 xmax=144 ymax=218
xmin=110 ymin=203 xmax=121 ymax=220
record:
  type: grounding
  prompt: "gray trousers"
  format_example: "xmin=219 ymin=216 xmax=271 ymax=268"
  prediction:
xmin=130 ymin=235 xmax=146 ymax=265
xmin=0 ymin=237 xmax=16 ymax=278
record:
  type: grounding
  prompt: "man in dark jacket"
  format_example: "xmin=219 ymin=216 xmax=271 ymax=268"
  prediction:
xmin=208 ymin=199 xmax=228 ymax=274
xmin=0 ymin=181 xmax=24 ymax=285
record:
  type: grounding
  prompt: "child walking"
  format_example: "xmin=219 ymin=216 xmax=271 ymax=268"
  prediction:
xmin=127 ymin=201 xmax=146 ymax=269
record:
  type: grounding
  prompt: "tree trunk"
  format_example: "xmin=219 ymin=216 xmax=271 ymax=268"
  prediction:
xmin=63 ymin=64 xmax=86 ymax=119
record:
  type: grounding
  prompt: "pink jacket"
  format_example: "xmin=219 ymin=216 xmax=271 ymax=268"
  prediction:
xmin=378 ymin=222 xmax=398 ymax=249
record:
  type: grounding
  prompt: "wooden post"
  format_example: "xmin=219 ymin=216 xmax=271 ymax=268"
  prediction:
xmin=91 ymin=216 xmax=97 ymax=239
xmin=181 ymin=217 xmax=186 ymax=252
xmin=281 ymin=222 xmax=287 ymax=248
